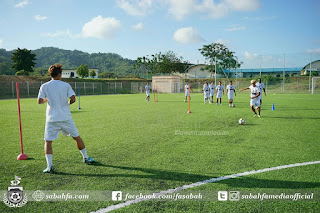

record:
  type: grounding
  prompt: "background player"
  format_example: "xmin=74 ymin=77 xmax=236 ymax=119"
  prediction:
xmin=226 ymin=80 xmax=236 ymax=107
xmin=203 ymin=82 xmax=210 ymax=104
xmin=38 ymin=63 xmax=94 ymax=173
xmin=215 ymin=81 xmax=224 ymax=105
xmin=209 ymin=81 xmax=215 ymax=104
xmin=145 ymin=83 xmax=151 ymax=102
xmin=184 ymin=81 xmax=191 ymax=102
xmin=256 ymin=78 xmax=266 ymax=106
xmin=240 ymin=80 xmax=261 ymax=117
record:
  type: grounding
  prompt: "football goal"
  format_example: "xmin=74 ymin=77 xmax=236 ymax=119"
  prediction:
xmin=312 ymin=77 xmax=320 ymax=94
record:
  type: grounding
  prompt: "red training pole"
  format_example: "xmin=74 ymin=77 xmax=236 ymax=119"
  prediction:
xmin=187 ymin=84 xmax=192 ymax=113
xmin=16 ymin=82 xmax=28 ymax=160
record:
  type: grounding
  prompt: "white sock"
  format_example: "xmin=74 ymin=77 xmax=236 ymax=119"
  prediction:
xmin=45 ymin=154 xmax=53 ymax=168
xmin=80 ymin=148 xmax=88 ymax=159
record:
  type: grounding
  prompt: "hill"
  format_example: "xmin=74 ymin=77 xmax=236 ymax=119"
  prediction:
xmin=0 ymin=47 xmax=136 ymax=77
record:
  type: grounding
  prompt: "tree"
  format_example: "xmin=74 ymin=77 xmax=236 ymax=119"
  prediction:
xmin=76 ymin=64 xmax=89 ymax=78
xmin=89 ymin=69 xmax=96 ymax=78
xmin=198 ymin=43 xmax=241 ymax=77
xmin=11 ymin=48 xmax=36 ymax=75
xmin=134 ymin=51 xmax=189 ymax=76
xmin=0 ymin=62 xmax=14 ymax=75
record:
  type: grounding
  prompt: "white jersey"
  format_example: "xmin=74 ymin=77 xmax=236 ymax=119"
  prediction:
xmin=226 ymin=85 xmax=235 ymax=96
xmin=249 ymin=85 xmax=260 ymax=100
xmin=184 ymin=84 xmax=190 ymax=96
xmin=145 ymin=85 xmax=151 ymax=95
xmin=216 ymin=85 xmax=224 ymax=95
xmin=203 ymin=85 xmax=210 ymax=97
xmin=38 ymin=80 xmax=75 ymax=122
xmin=209 ymin=84 xmax=215 ymax=95
xmin=256 ymin=82 xmax=265 ymax=98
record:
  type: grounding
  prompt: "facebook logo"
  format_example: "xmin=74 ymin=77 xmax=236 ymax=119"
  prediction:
xmin=112 ymin=191 xmax=122 ymax=201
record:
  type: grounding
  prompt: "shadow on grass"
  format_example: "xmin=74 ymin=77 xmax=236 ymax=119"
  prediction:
xmin=55 ymin=162 xmax=215 ymax=183
xmin=54 ymin=162 xmax=320 ymax=189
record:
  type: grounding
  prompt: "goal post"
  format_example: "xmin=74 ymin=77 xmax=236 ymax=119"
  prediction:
xmin=312 ymin=77 xmax=320 ymax=94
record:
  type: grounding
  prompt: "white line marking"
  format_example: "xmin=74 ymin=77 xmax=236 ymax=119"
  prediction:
xmin=91 ymin=161 xmax=320 ymax=213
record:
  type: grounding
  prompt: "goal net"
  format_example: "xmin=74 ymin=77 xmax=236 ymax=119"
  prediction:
xmin=312 ymin=77 xmax=320 ymax=94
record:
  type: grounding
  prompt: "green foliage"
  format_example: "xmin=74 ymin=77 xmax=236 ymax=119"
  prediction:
xmin=15 ymin=70 xmax=29 ymax=76
xmin=198 ymin=43 xmax=242 ymax=76
xmin=11 ymin=48 xmax=36 ymax=75
xmin=76 ymin=64 xmax=89 ymax=78
xmin=98 ymin=71 xmax=116 ymax=78
xmin=134 ymin=51 xmax=189 ymax=74
xmin=0 ymin=61 xmax=14 ymax=75
xmin=89 ymin=69 xmax=96 ymax=77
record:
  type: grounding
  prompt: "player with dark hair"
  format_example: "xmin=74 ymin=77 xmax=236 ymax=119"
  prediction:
xmin=38 ymin=63 xmax=94 ymax=173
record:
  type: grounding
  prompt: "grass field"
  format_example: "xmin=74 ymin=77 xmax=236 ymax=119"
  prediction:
xmin=0 ymin=92 xmax=319 ymax=212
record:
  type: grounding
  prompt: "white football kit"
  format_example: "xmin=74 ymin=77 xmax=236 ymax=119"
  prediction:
xmin=256 ymin=82 xmax=265 ymax=100
xmin=209 ymin=84 xmax=215 ymax=96
xmin=216 ymin=85 xmax=224 ymax=98
xmin=249 ymin=85 xmax=261 ymax=107
xmin=226 ymin=85 xmax=235 ymax=100
xmin=145 ymin=85 xmax=151 ymax=96
xmin=38 ymin=80 xmax=79 ymax=141
xmin=203 ymin=85 xmax=210 ymax=99
xmin=185 ymin=84 xmax=190 ymax=96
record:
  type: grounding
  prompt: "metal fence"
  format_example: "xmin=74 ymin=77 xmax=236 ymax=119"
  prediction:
xmin=0 ymin=77 xmax=319 ymax=100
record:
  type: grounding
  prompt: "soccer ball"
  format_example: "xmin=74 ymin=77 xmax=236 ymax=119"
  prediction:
xmin=239 ymin=118 xmax=245 ymax=125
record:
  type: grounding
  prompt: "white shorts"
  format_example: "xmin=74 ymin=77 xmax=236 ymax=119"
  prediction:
xmin=259 ymin=95 xmax=262 ymax=100
xmin=44 ymin=120 xmax=79 ymax=141
xmin=185 ymin=91 xmax=190 ymax=96
xmin=228 ymin=94 xmax=234 ymax=100
xmin=250 ymin=98 xmax=261 ymax=107
xmin=216 ymin=93 xmax=222 ymax=98
xmin=204 ymin=93 xmax=210 ymax=98
xmin=146 ymin=92 xmax=150 ymax=96
xmin=210 ymin=92 xmax=214 ymax=97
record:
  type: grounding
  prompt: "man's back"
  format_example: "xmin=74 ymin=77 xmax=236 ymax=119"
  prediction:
xmin=38 ymin=80 xmax=75 ymax=122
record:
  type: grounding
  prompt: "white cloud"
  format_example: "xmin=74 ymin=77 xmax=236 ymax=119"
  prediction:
xmin=34 ymin=15 xmax=47 ymax=21
xmin=165 ymin=0 xmax=260 ymax=20
xmin=41 ymin=29 xmax=80 ymax=39
xmin=116 ymin=0 xmax=153 ymax=16
xmin=132 ymin=22 xmax=144 ymax=31
xmin=244 ymin=51 xmax=259 ymax=60
xmin=164 ymin=0 xmax=195 ymax=21
xmin=244 ymin=16 xmax=275 ymax=21
xmin=214 ymin=38 xmax=230 ymax=45
xmin=14 ymin=0 xmax=30 ymax=8
xmin=173 ymin=27 xmax=204 ymax=44
xmin=225 ymin=26 xmax=246 ymax=31
xmin=81 ymin=16 xmax=121 ymax=39
xmin=307 ymin=48 xmax=320 ymax=53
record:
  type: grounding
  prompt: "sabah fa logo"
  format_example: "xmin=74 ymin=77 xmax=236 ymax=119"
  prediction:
xmin=3 ymin=176 xmax=28 ymax=208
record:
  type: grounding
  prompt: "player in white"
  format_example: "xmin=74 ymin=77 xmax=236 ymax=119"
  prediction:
xmin=240 ymin=80 xmax=261 ymax=117
xmin=184 ymin=81 xmax=192 ymax=102
xmin=203 ymin=82 xmax=210 ymax=104
xmin=255 ymin=78 xmax=266 ymax=106
xmin=145 ymin=83 xmax=151 ymax=102
xmin=215 ymin=81 xmax=224 ymax=105
xmin=226 ymin=80 xmax=236 ymax=107
xmin=209 ymin=81 xmax=215 ymax=104
xmin=37 ymin=63 xmax=94 ymax=173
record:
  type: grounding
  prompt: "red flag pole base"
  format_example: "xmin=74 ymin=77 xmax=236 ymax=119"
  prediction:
xmin=187 ymin=111 xmax=192 ymax=113
xmin=17 ymin=153 xmax=28 ymax=160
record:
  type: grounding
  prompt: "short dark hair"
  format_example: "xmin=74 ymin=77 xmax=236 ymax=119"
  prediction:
xmin=48 ymin=63 xmax=62 ymax=77
xmin=230 ymin=80 xmax=232 ymax=83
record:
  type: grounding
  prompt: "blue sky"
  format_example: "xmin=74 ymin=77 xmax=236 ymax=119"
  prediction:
xmin=0 ymin=0 xmax=319 ymax=68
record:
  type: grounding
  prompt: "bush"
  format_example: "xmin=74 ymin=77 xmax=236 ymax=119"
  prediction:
xmin=15 ymin=70 xmax=29 ymax=76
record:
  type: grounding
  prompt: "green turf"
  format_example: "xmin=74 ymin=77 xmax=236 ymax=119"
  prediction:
xmin=0 ymin=93 xmax=319 ymax=212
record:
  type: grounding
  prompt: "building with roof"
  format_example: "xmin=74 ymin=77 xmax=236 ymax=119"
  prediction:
xmin=300 ymin=60 xmax=320 ymax=75
xmin=62 ymin=68 xmax=99 ymax=78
